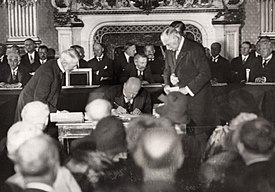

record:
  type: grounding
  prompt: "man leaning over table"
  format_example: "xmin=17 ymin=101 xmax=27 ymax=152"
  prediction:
xmin=161 ymin=26 xmax=216 ymax=127
xmin=104 ymin=77 xmax=152 ymax=115
xmin=14 ymin=48 xmax=79 ymax=122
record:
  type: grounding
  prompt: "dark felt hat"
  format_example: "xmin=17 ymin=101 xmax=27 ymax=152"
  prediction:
xmin=155 ymin=92 xmax=189 ymax=124
xmin=93 ymin=116 xmax=127 ymax=155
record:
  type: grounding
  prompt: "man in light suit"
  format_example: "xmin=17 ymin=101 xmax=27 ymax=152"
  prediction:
xmin=161 ymin=26 xmax=215 ymax=127
xmin=15 ymin=48 xmax=79 ymax=122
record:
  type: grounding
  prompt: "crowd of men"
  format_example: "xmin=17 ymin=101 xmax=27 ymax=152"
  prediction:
xmin=0 ymin=21 xmax=275 ymax=192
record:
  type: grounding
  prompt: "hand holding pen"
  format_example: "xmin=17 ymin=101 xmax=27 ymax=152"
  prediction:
xmin=113 ymin=102 xmax=127 ymax=115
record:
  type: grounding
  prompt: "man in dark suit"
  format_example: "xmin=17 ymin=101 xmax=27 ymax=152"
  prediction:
xmin=230 ymin=41 xmax=255 ymax=83
xmin=119 ymin=53 xmax=154 ymax=84
xmin=248 ymin=40 xmax=275 ymax=83
xmin=20 ymin=38 xmax=40 ymax=75
xmin=15 ymin=134 xmax=60 ymax=192
xmin=113 ymin=42 xmax=136 ymax=83
xmin=15 ymin=48 xmax=79 ymax=122
xmin=87 ymin=42 xmax=114 ymax=85
xmin=104 ymin=77 xmax=152 ymax=115
xmin=1 ymin=51 xmax=30 ymax=87
xmin=209 ymin=42 xmax=231 ymax=83
xmin=0 ymin=43 xmax=9 ymax=82
xmin=161 ymin=26 xmax=215 ymax=127
xmin=38 ymin=45 xmax=49 ymax=65
xmin=144 ymin=44 xmax=165 ymax=83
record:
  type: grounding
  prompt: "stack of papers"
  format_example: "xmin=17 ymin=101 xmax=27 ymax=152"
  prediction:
xmin=50 ymin=112 xmax=84 ymax=123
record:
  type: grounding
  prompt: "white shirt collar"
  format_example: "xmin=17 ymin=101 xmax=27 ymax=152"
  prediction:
xmin=0 ymin=55 xmax=4 ymax=63
xmin=124 ymin=52 xmax=130 ymax=63
xmin=11 ymin=66 xmax=18 ymax=74
xmin=57 ymin=59 xmax=65 ymax=73
xmin=246 ymin=156 xmax=270 ymax=166
xmin=263 ymin=53 xmax=273 ymax=63
xmin=40 ymin=59 xmax=47 ymax=64
xmin=124 ymin=97 xmax=133 ymax=104
xmin=28 ymin=52 xmax=35 ymax=58
xmin=242 ymin=55 xmax=248 ymax=61
xmin=26 ymin=182 xmax=53 ymax=192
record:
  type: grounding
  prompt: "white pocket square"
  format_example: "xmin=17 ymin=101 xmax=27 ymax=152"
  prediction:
xmin=104 ymin=66 xmax=108 ymax=70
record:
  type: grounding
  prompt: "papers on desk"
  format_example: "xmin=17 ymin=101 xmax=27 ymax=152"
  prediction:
xmin=50 ymin=112 xmax=84 ymax=123
xmin=116 ymin=113 xmax=139 ymax=121
xmin=211 ymin=83 xmax=228 ymax=87
xmin=245 ymin=82 xmax=275 ymax=86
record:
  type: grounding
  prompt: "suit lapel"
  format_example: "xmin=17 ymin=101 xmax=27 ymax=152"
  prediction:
xmin=114 ymin=92 xmax=125 ymax=107
xmin=175 ymin=39 xmax=189 ymax=69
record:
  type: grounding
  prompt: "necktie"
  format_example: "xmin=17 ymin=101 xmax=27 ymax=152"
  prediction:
xmin=98 ymin=57 xmax=102 ymax=62
xmin=30 ymin=55 xmax=34 ymax=64
xmin=262 ymin=59 xmax=268 ymax=68
xmin=12 ymin=70 xmax=16 ymax=80
xmin=242 ymin=58 xmax=246 ymax=64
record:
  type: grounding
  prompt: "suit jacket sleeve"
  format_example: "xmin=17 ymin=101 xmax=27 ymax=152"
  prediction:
xmin=163 ymin=50 xmax=173 ymax=86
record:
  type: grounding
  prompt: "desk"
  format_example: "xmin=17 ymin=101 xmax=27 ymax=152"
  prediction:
xmin=1 ymin=83 xmax=275 ymax=140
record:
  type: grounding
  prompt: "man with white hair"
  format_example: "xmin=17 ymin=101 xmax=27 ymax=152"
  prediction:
xmin=133 ymin=127 xmax=185 ymax=191
xmin=15 ymin=48 xmax=79 ymax=122
xmin=21 ymin=101 xmax=50 ymax=130
xmin=85 ymin=98 xmax=112 ymax=122
xmin=14 ymin=134 xmax=59 ymax=192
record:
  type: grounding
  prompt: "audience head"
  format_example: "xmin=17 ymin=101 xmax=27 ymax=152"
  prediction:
xmin=185 ymin=31 xmax=195 ymax=41
xmin=70 ymin=45 xmax=85 ymax=59
xmin=14 ymin=134 xmax=59 ymax=186
xmin=93 ymin=116 xmax=127 ymax=158
xmin=161 ymin=27 xmax=182 ymax=51
xmin=93 ymin=42 xmax=104 ymax=58
xmin=24 ymin=38 xmax=35 ymax=54
xmin=133 ymin=127 xmax=184 ymax=181
xmin=259 ymin=41 xmax=273 ymax=59
xmin=241 ymin=41 xmax=251 ymax=56
xmin=156 ymin=92 xmax=189 ymax=125
xmin=0 ymin=43 xmax=7 ymax=57
xmin=38 ymin=45 xmax=49 ymax=61
xmin=60 ymin=48 xmax=79 ymax=72
xmin=169 ymin=20 xmax=186 ymax=36
xmin=144 ymin=45 xmax=155 ymax=60
xmin=7 ymin=121 xmax=43 ymax=161
xmin=7 ymin=51 xmax=21 ymax=70
xmin=85 ymin=99 xmax=112 ymax=121
xmin=9 ymin=45 xmax=20 ymax=55
xmin=126 ymin=115 xmax=174 ymax=153
xmin=236 ymin=118 xmax=275 ymax=157
xmin=124 ymin=42 xmax=136 ymax=57
xmin=218 ymin=89 xmax=259 ymax=122
xmin=210 ymin=42 xmax=221 ymax=57
xmin=123 ymin=77 xmax=141 ymax=101
xmin=21 ymin=101 xmax=50 ymax=130
xmin=134 ymin=53 xmax=148 ymax=72
xmin=47 ymin=48 xmax=56 ymax=59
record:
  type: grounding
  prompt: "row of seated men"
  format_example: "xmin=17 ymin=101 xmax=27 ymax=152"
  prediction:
xmin=0 ymin=40 xmax=55 ymax=87
xmin=208 ymin=36 xmax=275 ymax=83
xmin=1 ymin=89 xmax=275 ymax=192
xmin=0 ymin=38 xmax=165 ymax=88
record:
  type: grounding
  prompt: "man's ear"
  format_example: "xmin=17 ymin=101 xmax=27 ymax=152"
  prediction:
xmin=236 ymin=141 xmax=245 ymax=154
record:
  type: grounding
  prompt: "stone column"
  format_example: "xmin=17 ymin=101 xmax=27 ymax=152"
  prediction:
xmin=6 ymin=1 xmax=39 ymax=43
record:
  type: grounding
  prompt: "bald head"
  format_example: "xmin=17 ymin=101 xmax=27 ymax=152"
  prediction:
xmin=123 ymin=77 xmax=141 ymax=100
xmin=15 ymin=134 xmax=59 ymax=185
xmin=7 ymin=121 xmax=43 ymax=161
xmin=21 ymin=101 xmax=50 ymax=130
xmin=85 ymin=99 xmax=112 ymax=121
xmin=134 ymin=128 xmax=183 ymax=172
xmin=60 ymin=48 xmax=79 ymax=72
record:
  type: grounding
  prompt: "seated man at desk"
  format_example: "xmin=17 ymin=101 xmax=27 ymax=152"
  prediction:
xmin=119 ymin=53 xmax=154 ymax=84
xmin=104 ymin=77 xmax=152 ymax=115
xmin=249 ymin=40 xmax=275 ymax=83
xmin=0 ymin=51 xmax=30 ymax=88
